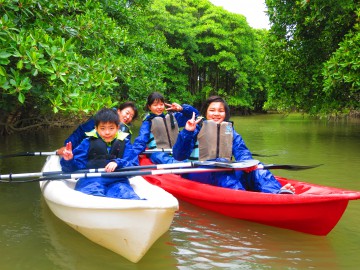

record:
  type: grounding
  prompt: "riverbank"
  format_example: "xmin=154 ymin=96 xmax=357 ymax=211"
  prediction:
xmin=1 ymin=109 xmax=359 ymax=136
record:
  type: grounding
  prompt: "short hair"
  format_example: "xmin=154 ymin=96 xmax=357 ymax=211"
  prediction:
xmin=146 ymin=92 xmax=165 ymax=111
xmin=118 ymin=101 xmax=138 ymax=121
xmin=94 ymin=108 xmax=120 ymax=127
xmin=200 ymin=96 xmax=230 ymax=121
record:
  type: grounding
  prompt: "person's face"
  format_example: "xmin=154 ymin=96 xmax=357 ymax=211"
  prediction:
xmin=148 ymin=99 xmax=165 ymax=115
xmin=118 ymin=107 xmax=135 ymax=124
xmin=206 ymin=102 xmax=226 ymax=124
xmin=95 ymin=122 xmax=119 ymax=143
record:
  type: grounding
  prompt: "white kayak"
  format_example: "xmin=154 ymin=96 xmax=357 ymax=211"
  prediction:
xmin=39 ymin=155 xmax=179 ymax=263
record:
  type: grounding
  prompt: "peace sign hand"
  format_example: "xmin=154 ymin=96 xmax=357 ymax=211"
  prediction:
xmin=185 ymin=112 xmax=202 ymax=131
xmin=165 ymin=102 xmax=183 ymax=112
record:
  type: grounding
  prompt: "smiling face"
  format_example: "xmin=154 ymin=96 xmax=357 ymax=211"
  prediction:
xmin=148 ymin=99 xmax=165 ymax=115
xmin=206 ymin=102 xmax=226 ymax=124
xmin=95 ymin=122 xmax=119 ymax=143
xmin=118 ymin=107 xmax=135 ymax=124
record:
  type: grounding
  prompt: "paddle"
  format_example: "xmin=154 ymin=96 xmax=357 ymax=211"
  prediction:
xmin=0 ymin=149 xmax=177 ymax=159
xmin=141 ymin=149 xmax=278 ymax=157
xmin=0 ymin=161 xmax=201 ymax=181
xmin=0 ymin=151 xmax=58 ymax=158
xmin=203 ymin=161 xmax=323 ymax=171
xmin=253 ymin=153 xmax=278 ymax=157
xmin=1 ymin=161 xmax=322 ymax=183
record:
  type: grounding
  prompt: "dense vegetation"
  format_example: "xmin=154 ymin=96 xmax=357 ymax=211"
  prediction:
xmin=0 ymin=0 xmax=359 ymax=134
xmin=265 ymin=0 xmax=359 ymax=115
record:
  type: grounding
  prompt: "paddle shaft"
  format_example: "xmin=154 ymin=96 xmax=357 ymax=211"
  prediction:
xmin=1 ymin=162 xmax=323 ymax=183
xmin=0 ymin=162 xmax=196 ymax=180
xmin=0 ymin=149 xmax=173 ymax=159
xmin=1 ymin=149 xmax=277 ymax=158
xmin=14 ymin=167 xmax=242 ymax=182
xmin=130 ymin=149 xmax=277 ymax=157
xmin=0 ymin=160 xmax=261 ymax=181
xmin=0 ymin=151 xmax=57 ymax=158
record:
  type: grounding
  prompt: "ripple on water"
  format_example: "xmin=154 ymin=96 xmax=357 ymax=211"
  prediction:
xmin=168 ymin=201 xmax=339 ymax=269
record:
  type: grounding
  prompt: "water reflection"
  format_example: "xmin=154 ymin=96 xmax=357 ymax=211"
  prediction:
xmin=171 ymin=201 xmax=338 ymax=269
xmin=1 ymin=116 xmax=359 ymax=269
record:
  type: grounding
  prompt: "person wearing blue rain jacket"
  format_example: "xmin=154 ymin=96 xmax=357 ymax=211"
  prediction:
xmin=57 ymin=101 xmax=138 ymax=155
xmin=60 ymin=108 xmax=141 ymax=199
xmin=172 ymin=95 xmax=295 ymax=194
xmin=132 ymin=92 xmax=199 ymax=164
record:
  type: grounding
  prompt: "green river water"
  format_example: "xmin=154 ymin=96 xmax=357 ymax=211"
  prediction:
xmin=0 ymin=114 xmax=359 ymax=269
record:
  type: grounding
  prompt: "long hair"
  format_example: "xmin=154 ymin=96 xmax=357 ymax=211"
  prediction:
xmin=200 ymin=96 xmax=230 ymax=121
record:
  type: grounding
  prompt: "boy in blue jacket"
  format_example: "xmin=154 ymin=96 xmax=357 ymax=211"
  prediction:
xmin=61 ymin=108 xmax=141 ymax=199
xmin=57 ymin=101 xmax=138 ymax=155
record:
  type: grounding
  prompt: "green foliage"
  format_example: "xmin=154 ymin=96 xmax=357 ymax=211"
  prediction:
xmin=0 ymin=0 xmax=166 ymax=119
xmin=1 ymin=1 xmax=112 ymax=114
xmin=1 ymin=0 xmax=357 ymax=134
xmin=265 ymin=0 xmax=359 ymax=115
xmin=148 ymin=0 xmax=265 ymax=111
xmin=322 ymin=8 xmax=360 ymax=114
xmin=0 ymin=0 xmax=271 ymax=133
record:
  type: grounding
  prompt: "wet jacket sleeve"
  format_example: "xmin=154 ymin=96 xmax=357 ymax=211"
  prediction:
xmin=174 ymin=104 xmax=199 ymax=127
xmin=113 ymin=138 xmax=139 ymax=168
xmin=173 ymin=128 xmax=199 ymax=161
xmin=60 ymin=138 xmax=90 ymax=172
xmin=231 ymin=129 xmax=282 ymax=193
xmin=132 ymin=120 xmax=151 ymax=156
xmin=64 ymin=117 xmax=95 ymax=149
xmin=241 ymin=169 xmax=282 ymax=193
xmin=232 ymin=129 xmax=254 ymax=161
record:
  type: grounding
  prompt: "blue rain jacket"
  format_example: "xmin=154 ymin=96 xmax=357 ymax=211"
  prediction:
xmin=60 ymin=133 xmax=141 ymax=199
xmin=132 ymin=104 xmax=199 ymax=164
xmin=172 ymin=126 xmax=282 ymax=194
xmin=64 ymin=116 xmax=133 ymax=149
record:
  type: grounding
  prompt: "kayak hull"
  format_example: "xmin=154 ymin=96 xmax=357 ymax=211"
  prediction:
xmin=140 ymin=157 xmax=360 ymax=235
xmin=40 ymin=155 xmax=179 ymax=263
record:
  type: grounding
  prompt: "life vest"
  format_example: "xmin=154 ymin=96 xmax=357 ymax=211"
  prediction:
xmin=119 ymin=122 xmax=132 ymax=135
xmin=148 ymin=113 xmax=179 ymax=149
xmin=197 ymin=120 xmax=233 ymax=161
xmin=188 ymin=141 xmax=199 ymax=161
xmin=85 ymin=130 xmax=128 ymax=169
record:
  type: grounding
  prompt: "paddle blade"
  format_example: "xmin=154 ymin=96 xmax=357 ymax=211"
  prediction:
xmin=194 ymin=160 xmax=260 ymax=169
xmin=0 ymin=152 xmax=30 ymax=159
xmin=252 ymin=153 xmax=278 ymax=157
xmin=262 ymin=164 xmax=323 ymax=171
xmin=0 ymin=151 xmax=57 ymax=159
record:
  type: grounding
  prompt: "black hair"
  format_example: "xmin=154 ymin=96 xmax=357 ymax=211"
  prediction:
xmin=200 ymin=96 xmax=230 ymax=121
xmin=145 ymin=92 xmax=165 ymax=111
xmin=94 ymin=108 xmax=120 ymax=127
xmin=118 ymin=101 xmax=139 ymax=121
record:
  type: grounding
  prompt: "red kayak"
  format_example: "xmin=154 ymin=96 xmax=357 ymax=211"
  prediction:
xmin=140 ymin=156 xmax=360 ymax=235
